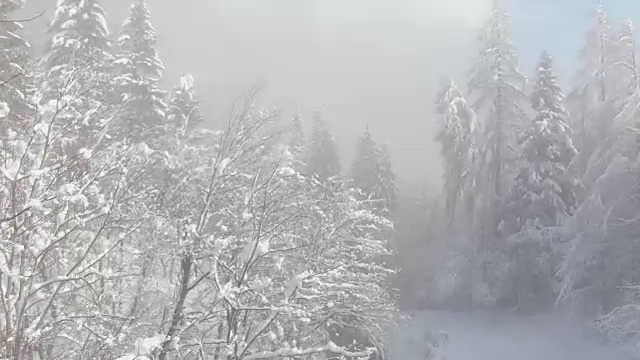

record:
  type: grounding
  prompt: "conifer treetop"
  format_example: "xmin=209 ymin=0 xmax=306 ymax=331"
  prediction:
xmin=118 ymin=0 xmax=165 ymax=80
xmin=47 ymin=0 xmax=111 ymax=66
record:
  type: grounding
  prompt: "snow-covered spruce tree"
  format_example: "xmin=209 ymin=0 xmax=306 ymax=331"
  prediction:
xmin=42 ymin=0 xmax=112 ymax=101
xmin=351 ymin=127 xmax=397 ymax=216
xmin=494 ymin=52 xmax=580 ymax=312
xmin=506 ymin=51 xmax=579 ymax=233
xmin=306 ymin=108 xmax=342 ymax=181
xmin=435 ymin=77 xmax=477 ymax=225
xmin=113 ymin=0 xmax=167 ymax=143
xmin=468 ymin=1 xmax=527 ymax=238
xmin=39 ymin=0 xmax=114 ymax=152
xmin=167 ymin=74 xmax=204 ymax=138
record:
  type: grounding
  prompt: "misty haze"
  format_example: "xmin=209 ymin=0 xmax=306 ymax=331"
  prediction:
xmin=2 ymin=0 xmax=640 ymax=359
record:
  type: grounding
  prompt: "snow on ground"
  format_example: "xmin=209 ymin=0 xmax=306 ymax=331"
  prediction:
xmin=386 ymin=310 xmax=637 ymax=360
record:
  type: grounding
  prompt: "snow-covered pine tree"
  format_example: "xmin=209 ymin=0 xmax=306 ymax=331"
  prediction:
xmin=113 ymin=0 xmax=167 ymax=143
xmin=507 ymin=51 xmax=579 ymax=233
xmin=435 ymin=77 xmax=477 ymax=224
xmin=167 ymin=74 xmax=204 ymax=138
xmin=306 ymin=108 xmax=342 ymax=180
xmin=468 ymin=0 xmax=527 ymax=236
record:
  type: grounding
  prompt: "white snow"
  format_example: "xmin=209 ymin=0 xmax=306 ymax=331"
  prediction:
xmin=134 ymin=334 xmax=167 ymax=355
xmin=386 ymin=311 xmax=636 ymax=360
xmin=284 ymin=272 xmax=308 ymax=300
xmin=0 ymin=101 xmax=9 ymax=118
xmin=180 ymin=74 xmax=194 ymax=90
xmin=278 ymin=167 xmax=296 ymax=177
xmin=218 ymin=157 xmax=231 ymax=175
xmin=78 ymin=148 xmax=92 ymax=159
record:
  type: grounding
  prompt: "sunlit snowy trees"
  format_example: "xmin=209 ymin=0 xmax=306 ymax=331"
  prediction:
xmin=429 ymin=2 xmax=640 ymax=343
xmin=0 ymin=86 xmax=154 ymax=358
xmin=0 ymin=1 xmax=399 ymax=359
xmin=108 ymin=92 xmax=396 ymax=360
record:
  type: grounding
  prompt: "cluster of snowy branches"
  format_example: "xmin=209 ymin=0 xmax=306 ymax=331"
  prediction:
xmin=0 ymin=1 xmax=400 ymax=359
xmin=430 ymin=1 xmax=640 ymax=339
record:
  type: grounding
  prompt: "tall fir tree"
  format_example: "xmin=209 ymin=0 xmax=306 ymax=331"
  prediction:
xmin=167 ymin=74 xmax=204 ymax=138
xmin=507 ymin=51 xmax=580 ymax=233
xmin=435 ymin=78 xmax=477 ymax=224
xmin=114 ymin=0 xmax=167 ymax=143
xmin=468 ymin=1 xmax=527 ymax=235
xmin=306 ymin=108 xmax=342 ymax=180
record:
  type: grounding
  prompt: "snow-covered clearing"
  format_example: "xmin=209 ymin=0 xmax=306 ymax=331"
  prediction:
xmin=387 ymin=311 xmax=637 ymax=360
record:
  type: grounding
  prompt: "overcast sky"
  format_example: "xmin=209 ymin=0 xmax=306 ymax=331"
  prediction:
xmin=21 ymin=0 xmax=640 ymax=193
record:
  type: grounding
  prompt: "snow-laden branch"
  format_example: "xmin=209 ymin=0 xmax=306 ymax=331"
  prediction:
xmin=243 ymin=341 xmax=374 ymax=360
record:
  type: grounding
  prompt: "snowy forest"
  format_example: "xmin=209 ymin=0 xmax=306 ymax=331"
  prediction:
xmin=3 ymin=0 xmax=640 ymax=359
xmin=418 ymin=1 xmax=640 ymax=356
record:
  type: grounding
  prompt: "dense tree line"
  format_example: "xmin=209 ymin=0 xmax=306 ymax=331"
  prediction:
xmin=430 ymin=1 xmax=640 ymax=352
xmin=0 ymin=1 xmax=401 ymax=359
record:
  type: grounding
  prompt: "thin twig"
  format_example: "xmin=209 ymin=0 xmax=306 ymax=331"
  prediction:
xmin=0 ymin=72 xmax=22 ymax=87
xmin=0 ymin=10 xmax=46 ymax=23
